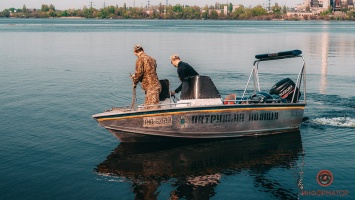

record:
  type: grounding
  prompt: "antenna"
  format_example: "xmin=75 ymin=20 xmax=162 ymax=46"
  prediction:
xmin=88 ymin=1 xmax=94 ymax=8
xmin=165 ymin=0 xmax=168 ymax=14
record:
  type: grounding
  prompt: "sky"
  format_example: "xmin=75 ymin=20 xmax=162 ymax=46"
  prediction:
xmin=0 ymin=0 xmax=303 ymax=11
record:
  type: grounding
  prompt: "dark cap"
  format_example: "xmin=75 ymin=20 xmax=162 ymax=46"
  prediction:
xmin=134 ymin=44 xmax=143 ymax=52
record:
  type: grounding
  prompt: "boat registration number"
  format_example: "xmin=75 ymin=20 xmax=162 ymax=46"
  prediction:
xmin=143 ymin=115 xmax=173 ymax=127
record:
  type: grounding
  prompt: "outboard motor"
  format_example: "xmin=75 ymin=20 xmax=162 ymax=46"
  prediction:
xmin=270 ymin=78 xmax=301 ymax=103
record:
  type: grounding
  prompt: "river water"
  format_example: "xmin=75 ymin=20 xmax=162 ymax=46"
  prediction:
xmin=0 ymin=18 xmax=354 ymax=199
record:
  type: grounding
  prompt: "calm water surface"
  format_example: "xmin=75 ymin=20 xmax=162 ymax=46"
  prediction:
xmin=0 ymin=19 xmax=354 ymax=199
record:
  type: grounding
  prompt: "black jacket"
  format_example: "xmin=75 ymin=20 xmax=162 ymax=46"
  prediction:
xmin=175 ymin=61 xmax=199 ymax=93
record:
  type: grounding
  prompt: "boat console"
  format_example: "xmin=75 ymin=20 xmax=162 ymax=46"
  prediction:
xmin=180 ymin=76 xmax=221 ymax=100
xmin=176 ymin=76 xmax=223 ymax=107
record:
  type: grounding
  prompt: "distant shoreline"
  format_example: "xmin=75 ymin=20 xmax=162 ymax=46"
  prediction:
xmin=2 ymin=4 xmax=354 ymax=21
xmin=2 ymin=17 xmax=355 ymax=22
xmin=59 ymin=17 xmax=84 ymax=19
xmin=2 ymin=14 xmax=355 ymax=21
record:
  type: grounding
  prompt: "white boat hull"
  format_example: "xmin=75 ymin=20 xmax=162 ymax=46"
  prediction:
xmin=93 ymin=103 xmax=305 ymax=142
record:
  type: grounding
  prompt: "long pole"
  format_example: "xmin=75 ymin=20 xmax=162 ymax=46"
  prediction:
xmin=131 ymin=86 xmax=136 ymax=109
xmin=130 ymin=73 xmax=136 ymax=109
xmin=130 ymin=73 xmax=143 ymax=109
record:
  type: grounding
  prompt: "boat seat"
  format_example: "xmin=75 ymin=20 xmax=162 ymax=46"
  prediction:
xmin=159 ymin=79 xmax=170 ymax=101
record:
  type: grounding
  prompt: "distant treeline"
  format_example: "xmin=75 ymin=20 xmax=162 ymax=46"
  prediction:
xmin=1 ymin=3 xmax=355 ymax=20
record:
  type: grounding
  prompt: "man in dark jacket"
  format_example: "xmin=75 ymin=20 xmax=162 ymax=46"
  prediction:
xmin=170 ymin=54 xmax=199 ymax=95
xmin=131 ymin=45 xmax=161 ymax=109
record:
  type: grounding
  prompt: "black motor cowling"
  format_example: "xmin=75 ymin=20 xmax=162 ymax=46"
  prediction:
xmin=269 ymin=78 xmax=301 ymax=103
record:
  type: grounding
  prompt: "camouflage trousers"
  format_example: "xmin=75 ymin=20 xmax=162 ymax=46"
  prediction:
xmin=144 ymin=87 xmax=161 ymax=110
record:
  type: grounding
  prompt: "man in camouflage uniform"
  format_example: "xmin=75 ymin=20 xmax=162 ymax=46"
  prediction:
xmin=131 ymin=45 xmax=161 ymax=110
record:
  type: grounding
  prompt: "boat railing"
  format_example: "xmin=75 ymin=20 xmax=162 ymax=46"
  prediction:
xmin=106 ymin=101 xmax=192 ymax=112
xmin=137 ymin=102 xmax=192 ymax=110
xmin=223 ymin=98 xmax=287 ymax=104
xmin=105 ymin=106 xmax=132 ymax=112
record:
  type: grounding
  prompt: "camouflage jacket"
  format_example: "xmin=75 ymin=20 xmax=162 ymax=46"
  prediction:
xmin=132 ymin=52 xmax=161 ymax=91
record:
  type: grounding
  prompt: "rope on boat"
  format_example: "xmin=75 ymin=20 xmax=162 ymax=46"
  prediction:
xmin=129 ymin=73 xmax=143 ymax=110
xmin=130 ymin=73 xmax=136 ymax=109
xmin=131 ymin=86 xmax=136 ymax=109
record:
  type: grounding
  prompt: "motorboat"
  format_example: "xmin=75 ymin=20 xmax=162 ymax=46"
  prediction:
xmin=92 ymin=50 xmax=306 ymax=142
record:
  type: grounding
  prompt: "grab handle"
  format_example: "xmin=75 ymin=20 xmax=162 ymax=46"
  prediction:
xmin=255 ymin=50 xmax=302 ymax=61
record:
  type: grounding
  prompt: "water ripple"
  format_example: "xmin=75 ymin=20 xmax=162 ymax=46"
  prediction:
xmin=310 ymin=117 xmax=355 ymax=128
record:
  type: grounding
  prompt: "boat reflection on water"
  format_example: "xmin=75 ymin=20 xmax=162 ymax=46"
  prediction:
xmin=95 ymin=131 xmax=304 ymax=199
